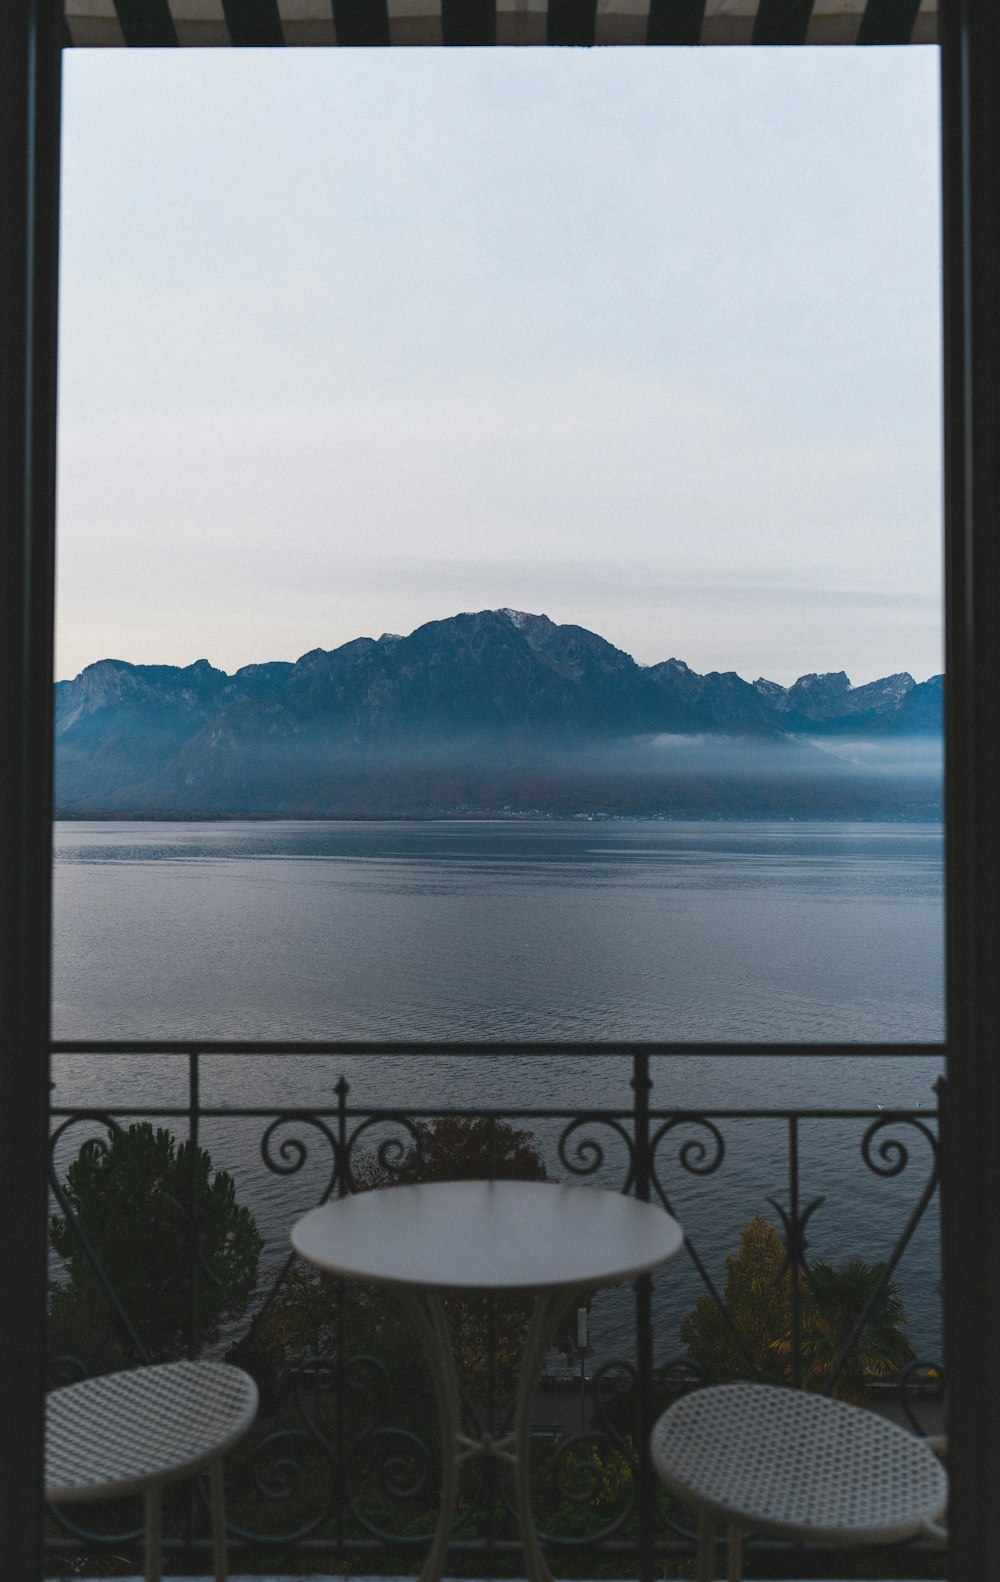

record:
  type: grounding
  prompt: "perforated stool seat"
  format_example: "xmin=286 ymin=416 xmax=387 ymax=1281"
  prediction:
xmin=46 ymin=1360 xmax=258 ymax=1582
xmin=650 ymin=1381 xmax=947 ymax=1582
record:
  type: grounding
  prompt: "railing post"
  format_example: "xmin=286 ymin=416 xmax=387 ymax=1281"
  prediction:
xmin=336 ymin=1074 xmax=349 ymax=1197
xmin=187 ymin=1049 xmax=200 ymax=1360
xmin=788 ymin=1116 xmax=802 ymax=1390
xmin=335 ymin=1072 xmax=349 ymax=1565
xmin=631 ymin=1052 xmax=656 ymax=1582
xmin=183 ymin=1049 xmax=201 ymax=1569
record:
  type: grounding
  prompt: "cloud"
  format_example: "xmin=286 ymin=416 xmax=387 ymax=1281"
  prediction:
xmin=807 ymin=736 xmax=944 ymax=778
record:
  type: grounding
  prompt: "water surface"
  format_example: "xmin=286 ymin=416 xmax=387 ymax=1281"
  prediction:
xmin=50 ymin=819 xmax=945 ymax=1356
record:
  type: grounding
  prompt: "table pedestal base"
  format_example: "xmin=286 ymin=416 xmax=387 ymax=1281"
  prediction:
xmin=398 ymin=1286 xmax=578 ymax=1582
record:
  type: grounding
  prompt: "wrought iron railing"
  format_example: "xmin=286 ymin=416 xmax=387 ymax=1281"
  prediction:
xmin=46 ymin=1041 xmax=946 ymax=1578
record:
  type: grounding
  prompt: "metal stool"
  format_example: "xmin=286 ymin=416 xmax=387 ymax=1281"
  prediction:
xmin=46 ymin=1359 xmax=259 ymax=1582
xmin=650 ymin=1381 xmax=947 ymax=1582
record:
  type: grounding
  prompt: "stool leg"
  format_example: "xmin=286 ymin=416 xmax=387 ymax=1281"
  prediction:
xmin=726 ymin=1521 xmax=743 ymax=1582
xmin=697 ymin=1506 xmax=717 ymax=1582
xmin=210 ymin=1455 xmax=228 ymax=1582
xmin=144 ymin=1483 xmax=162 ymax=1582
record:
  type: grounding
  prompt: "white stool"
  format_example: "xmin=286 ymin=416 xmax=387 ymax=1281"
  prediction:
xmin=46 ymin=1360 xmax=259 ymax=1582
xmin=650 ymin=1381 xmax=947 ymax=1582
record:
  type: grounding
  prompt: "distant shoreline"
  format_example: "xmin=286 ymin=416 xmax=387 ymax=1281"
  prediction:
xmin=52 ymin=809 xmax=944 ymax=824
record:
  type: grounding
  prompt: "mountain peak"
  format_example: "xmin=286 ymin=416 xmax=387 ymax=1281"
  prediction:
xmin=498 ymin=607 xmax=535 ymax=631
xmin=793 ymin=671 xmax=851 ymax=694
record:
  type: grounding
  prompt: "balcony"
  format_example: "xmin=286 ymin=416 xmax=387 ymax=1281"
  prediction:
xmin=46 ymin=1041 xmax=946 ymax=1580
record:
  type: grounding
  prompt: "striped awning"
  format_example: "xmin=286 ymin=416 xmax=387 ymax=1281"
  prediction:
xmin=63 ymin=0 xmax=937 ymax=48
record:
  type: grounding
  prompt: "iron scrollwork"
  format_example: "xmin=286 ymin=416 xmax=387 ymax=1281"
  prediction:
xmin=259 ymin=1111 xmax=341 ymax=1203
xmin=557 ymin=1115 xmax=635 ymax=1190
xmin=345 ymin=1112 xmax=426 ymax=1190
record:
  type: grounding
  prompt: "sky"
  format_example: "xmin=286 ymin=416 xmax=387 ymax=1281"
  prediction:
xmin=56 ymin=45 xmax=942 ymax=688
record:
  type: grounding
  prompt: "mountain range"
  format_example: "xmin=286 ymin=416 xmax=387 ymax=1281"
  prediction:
xmin=54 ymin=608 xmax=943 ymax=819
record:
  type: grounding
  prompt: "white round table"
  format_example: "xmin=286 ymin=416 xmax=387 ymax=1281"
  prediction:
xmin=292 ymin=1179 xmax=683 ymax=1582
xmin=650 ymin=1381 xmax=948 ymax=1582
xmin=45 ymin=1360 xmax=259 ymax=1582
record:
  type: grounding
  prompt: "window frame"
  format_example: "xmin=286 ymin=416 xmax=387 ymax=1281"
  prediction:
xmin=4 ymin=6 xmax=1000 ymax=1572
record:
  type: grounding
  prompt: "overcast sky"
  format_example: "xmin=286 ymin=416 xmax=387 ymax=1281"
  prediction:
xmin=56 ymin=45 xmax=942 ymax=687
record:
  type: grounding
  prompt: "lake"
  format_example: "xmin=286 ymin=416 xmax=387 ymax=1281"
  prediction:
xmin=50 ymin=818 xmax=945 ymax=1359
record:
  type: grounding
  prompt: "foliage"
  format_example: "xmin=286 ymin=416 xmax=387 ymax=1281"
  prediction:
xmin=680 ymin=1214 xmax=915 ymax=1401
xmin=680 ymin=1216 xmax=788 ymax=1386
xmin=397 ymin=1115 xmax=551 ymax=1184
xmin=228 ymin=1260 xmax=410 ymax=1420
xmin=776 ymin=1254 xmax=916 ymax=1400
xmin=50 ymin=1122 xmax=263 ymax=1365
xmin=242 ymin=1263 xmax=348 ymax=1371
xmin=47 ymin=1280 xmax=135 ymax=1385
xmin=531 ymin=1434 xmax=638 ymax=1541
